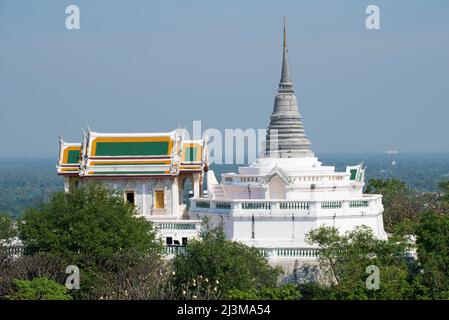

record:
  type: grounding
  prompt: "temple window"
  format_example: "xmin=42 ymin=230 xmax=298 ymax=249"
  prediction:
xmin=350 ymin=169 xmax=357 ymax=180
xmin=155 ymin=190 xmax=165 ymax=209
xmin=125 ymin=190 xmax=135 ymax=204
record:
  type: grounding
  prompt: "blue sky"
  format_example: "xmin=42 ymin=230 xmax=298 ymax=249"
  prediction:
xmin=0 ymin=0 xmax=448 ymax=156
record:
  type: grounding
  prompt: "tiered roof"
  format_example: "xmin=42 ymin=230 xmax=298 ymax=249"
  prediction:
xmin=265 ymin=17 xmax=314 ymax=158
xmin=58 ymin=140 xmax=82 ymax=175
xmin=57 ymin=129 xmax=206 ymax=177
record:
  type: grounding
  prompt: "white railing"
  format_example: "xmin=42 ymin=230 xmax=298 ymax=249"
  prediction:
xmin=321 ymin=201 xmax=342 ymax=209
xmin=163 ymin=245 xmax=186 ymax=255
xmin=0 ymin=245 xmax=24 ymax=257
xmin=161 ymin=245 xmax=320 ymax=259
xmin=191 ymin=197 xmax=381 ymax=216
xmin=279 ymin=202 xmax=310 ymax=210
xmin=157 ymin=223 xmax=197 ymax=230
xmin=258 ymin=247 xmax=320 ymax=259
xmin=349 ymin=200 xmax=369 ymax=208
xmin=242 ymin=202 xmax=271 ymax=210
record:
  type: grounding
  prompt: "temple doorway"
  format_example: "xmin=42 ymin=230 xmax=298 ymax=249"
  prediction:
xmin=268 ymin=175 xmax=286 ymax=199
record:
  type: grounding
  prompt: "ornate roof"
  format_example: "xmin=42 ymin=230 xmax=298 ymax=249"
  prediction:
xmin=57 ymin=129 xmax=207 ymax=177
xmin=57 ymin=139 xmax=81 ymax=175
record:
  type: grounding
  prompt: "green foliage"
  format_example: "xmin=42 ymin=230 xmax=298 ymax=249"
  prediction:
xmin=438 ymin=180 xmax=449 ymax=203
xmin=0 ymin=253 xmax=67 ymax=298
xmin=176 ymin=275 xmax=222 ymax=300
xmin=365 ymin=178 xmax=409 ymax=195
xmin=0 ymin=213 xmax=17 ymax=241
xmin=226 ymin=284 xmax=301 ymax=300
xmin=8 ymin=277 xmax=72 ymax=300
xmin=173 ymin=223 xmax=281 ymax=295
xmin=89 ymin=253 xmax=175 ymax=300
xmin=2 ymin=159 xmax=449 ymax=300
xmin=305 ymin=225 xmax=414 ymax=300
xmin=19 ymin=182 xmax=162 ymax=261
xmin=414 ymin=211 xmax=449 ymax=299
xmin=0 ymin=159 xmax=62 ymax=218
xmin=18 ymin=182 xmax=163 ymax=299
xmin=365 ymin=178 xmax=422 ymax=232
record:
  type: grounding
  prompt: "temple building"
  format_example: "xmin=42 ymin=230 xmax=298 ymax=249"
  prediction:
xmin=189 ymin=21 xmax=388 ymax=261
xmin=57 ymin=129 xmax=208 ymax=248
xmin=57 ymin=20 xmax=387 ymax=263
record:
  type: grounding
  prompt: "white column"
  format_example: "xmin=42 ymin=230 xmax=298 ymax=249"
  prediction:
xmin=64 ymin=177 xmax=70 ymax=192
xmin=142 ymin=182 xmax=147 ymax=217
xmin=193 ymin=173 xmax=200 ymax=198
xmin=172 ymin=177 xmax=179 ymax=217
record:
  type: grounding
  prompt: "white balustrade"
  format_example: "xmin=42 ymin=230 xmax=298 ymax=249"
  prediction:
xmin=190 ymin=197 xmax=380 ymax=217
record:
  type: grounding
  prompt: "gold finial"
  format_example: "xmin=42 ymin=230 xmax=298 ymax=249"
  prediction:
xmin=283 ymin=15 xmax=287 ymax=48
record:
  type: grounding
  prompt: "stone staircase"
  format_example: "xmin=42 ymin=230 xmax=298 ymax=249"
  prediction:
xmin=210 ymin=184 xmax=225 ymax=200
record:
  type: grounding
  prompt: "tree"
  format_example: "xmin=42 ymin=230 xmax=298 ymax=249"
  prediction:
xmin=8 ymin=277 xmax=72 ymax=300
xmin=90 ymin=253 xmax=174 ymax=300
xmin=172 ymin=222 xmax=281 ymax=296
xmin=227 ymin=284 xmax=301 ymax=300
xmin=0 ymin=213 xmax=17 ymax=243
xmin=19 ymin=182 xmax=162 ymax=261
xmin=438 ymin=180 xmax=449 ymax=203
xmin=18 ymin=182 xmax=163 ymax=299
xmin=365 ymin=179 xmax=422 ymax=232
xmin=305 ymin=225 xmax=414 ymax=300
xmin=414 ymin=211 xmax=449 ymax=299
xmin=0 ymin=253 xmax=67 ymax=298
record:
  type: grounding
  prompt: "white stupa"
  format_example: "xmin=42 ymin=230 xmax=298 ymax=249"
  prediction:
xmin=189 ymin=20 xmax=388 ymax=261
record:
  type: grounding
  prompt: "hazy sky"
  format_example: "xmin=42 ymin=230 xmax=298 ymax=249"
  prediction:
xmin=0 ymin=0 xmax=448 ymax=157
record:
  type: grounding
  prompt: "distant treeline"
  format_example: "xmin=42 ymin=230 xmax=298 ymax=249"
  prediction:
xmin=0 ymin=159 xmax=62 ymax=218
xmin=1 ymin=153 xmax=449 ymax=218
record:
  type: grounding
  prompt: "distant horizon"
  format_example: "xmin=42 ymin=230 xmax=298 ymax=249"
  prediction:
xmin=1 ymin=150 xmax=449 ymax=161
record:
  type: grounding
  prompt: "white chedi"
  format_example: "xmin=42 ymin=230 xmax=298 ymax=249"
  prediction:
xmin=188 ymin=21 xmax=387 ymax=261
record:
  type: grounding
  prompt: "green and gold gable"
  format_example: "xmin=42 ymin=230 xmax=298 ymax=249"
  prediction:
xmin=57 ymin=129 xmax=207 ymax=177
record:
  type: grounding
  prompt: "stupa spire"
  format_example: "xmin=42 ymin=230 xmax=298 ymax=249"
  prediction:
xmin=265 ymin=18 xmax=314 ymax=158
xmin=279 ymin=16 xmax=293 ymax=91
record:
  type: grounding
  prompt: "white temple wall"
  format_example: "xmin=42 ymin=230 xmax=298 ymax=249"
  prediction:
xmin=221 ymin=184 xmax=364 ymax=201
xmin=200 ymin=214 xmax=235 ymax=238
xmin=251 ymin=218 xmax=317 ymax=242
xmin=316 ymin=215 xmax=387 ymax=240
xmin=94 ymin=178 xmax=176 ymax=218
xmin=197 ymin=211 xmax=387 ymax=246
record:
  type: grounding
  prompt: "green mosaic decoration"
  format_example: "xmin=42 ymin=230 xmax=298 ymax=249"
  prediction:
xmin=95 ymin=141 xmax=169 ymax=156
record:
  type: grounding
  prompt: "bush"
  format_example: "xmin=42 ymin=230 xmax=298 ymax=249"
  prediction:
xmin=90 ymin=253 xmax=173 ymax=300
xmin=0 ymin=212 xmax=17 ymax=243
xmin=8 ymin=277 xmax=72 ymax=300
xmin=19 ymin=182 xmax=162 ymax=260
xmin=305 ymin=225 xmax=414 ymax=300
xmin=0 ymin=253 xmax=67 ymax=298
xmin=172 ymin=222 xmax=282 ymax=296
xmin=18 ymin=182 xmax=163 ymax=299
xmin=226 ymin=284 xmax=302 ymax=300
xmin=414 ymin=211 xmax=449 ymax=299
